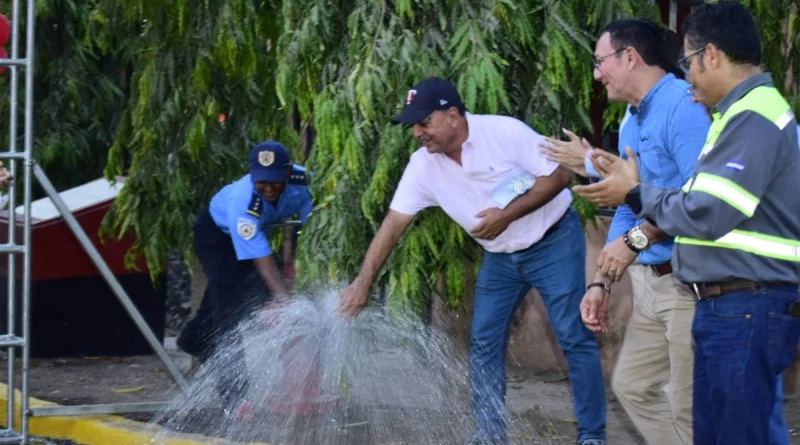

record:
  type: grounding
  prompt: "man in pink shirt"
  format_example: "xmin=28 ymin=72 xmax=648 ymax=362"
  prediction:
xmin=339 ymin=77 xmax=606 ymax=445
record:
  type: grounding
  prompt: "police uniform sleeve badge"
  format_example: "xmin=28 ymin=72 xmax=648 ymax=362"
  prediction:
xmin=237 ymin=218 xmax=257 ymax=240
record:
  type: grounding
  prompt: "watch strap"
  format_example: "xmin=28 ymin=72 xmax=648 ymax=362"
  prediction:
xmin=587 ymin=282 xmax=610 ymax=293
xmin=623 ymin=230 xmax=643 ymax=253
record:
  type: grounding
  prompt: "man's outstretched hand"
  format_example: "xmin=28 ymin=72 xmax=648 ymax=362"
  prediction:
xmin=538 ymin=128 xmax=593 ymax=178
xmin=339 ymin=280 xmax=369 ymax=318
xmin=259 ymin=298 xmax=287 ymax=329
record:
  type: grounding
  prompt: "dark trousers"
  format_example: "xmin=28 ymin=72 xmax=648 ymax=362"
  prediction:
xmin=178 ymin=207 xmax=270 ymax=407
xmin=692 ymin=285 xmax=800 ymax=445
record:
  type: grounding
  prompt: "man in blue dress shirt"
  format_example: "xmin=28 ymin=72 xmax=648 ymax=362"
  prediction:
xmin=545 ymin=20 xmax=708 ymax=445
xmin=177 ymin=140 xmax=313 ymax=418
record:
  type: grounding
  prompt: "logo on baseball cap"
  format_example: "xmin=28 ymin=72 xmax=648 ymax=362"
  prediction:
xmin=249 ymin=141 xmax=292 ymax=183
xmin=391 ymin=77 xmax=465 ymax=125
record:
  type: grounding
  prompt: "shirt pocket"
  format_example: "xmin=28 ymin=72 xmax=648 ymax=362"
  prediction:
xmin=466 ymin=162 xmax=515 ymax=193
xmin=635 ymin=138 xmax=677 ymax=184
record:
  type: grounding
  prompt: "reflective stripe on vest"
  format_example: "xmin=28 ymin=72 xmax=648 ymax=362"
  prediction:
xmin=699 ymin=86 xmax=795 ymax=157
xmin=677 ymin=229 xmax=800 ymax=262
xmin=677 ymin=85 xmax=798 ymax=260
xmin=684 ymin=172 xmax=759 ymax=217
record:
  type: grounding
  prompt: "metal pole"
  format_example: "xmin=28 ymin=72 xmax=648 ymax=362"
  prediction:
xmin=267 ymin=220 xmax=302 ymax=229
xmin=30 ymin=402 xmax=175 ymax=417
xmin=32 ymin=165 xmax=190 ymax=392
xmin=669 ymin=0 xmax=678 ymax=32
xmin=5 ymin=0 xmax=21 ymax=431
xmin=20 ymin=0 xmax=36 ymax=439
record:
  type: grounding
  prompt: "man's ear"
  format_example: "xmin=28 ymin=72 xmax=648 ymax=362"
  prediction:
xmin=705 ymin=43 xmax=722 ymax=69
xmin=625 ymin=47 xmax=638 ymax=70
xmin=448 ymin=107 xmax=461 ymax=123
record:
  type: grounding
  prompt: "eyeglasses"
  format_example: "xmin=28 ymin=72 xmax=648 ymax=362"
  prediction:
xmin=678 ymin=47 xmax=706 ymax=74
xmin=593 ymin=47 xmax=627 ymax=69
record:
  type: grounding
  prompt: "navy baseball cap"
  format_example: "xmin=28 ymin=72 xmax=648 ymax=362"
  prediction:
xmin=249 ymin=141 xmax=292 ymax=183
xmin=391 ymin=77 xmax=465 ymax=125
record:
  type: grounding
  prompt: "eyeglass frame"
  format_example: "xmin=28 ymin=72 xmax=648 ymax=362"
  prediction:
xmin=593 ymin=47 xmax=628 ymax=69
xmin=678 ymin=47 xmax=707 ymax=75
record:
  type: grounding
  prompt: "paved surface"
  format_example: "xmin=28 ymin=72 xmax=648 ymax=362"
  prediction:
xmin=0 ymin=338 xmax=797 ymax=444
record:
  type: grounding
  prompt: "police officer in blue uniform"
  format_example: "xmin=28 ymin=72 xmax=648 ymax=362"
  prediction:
xmin=177 ymin=140 xmax=313 ymax=417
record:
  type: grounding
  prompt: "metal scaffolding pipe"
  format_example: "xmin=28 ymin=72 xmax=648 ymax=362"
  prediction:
xmin=0 ymin=59 xmax=27 ymax=68
xmin=29 ymin=402 xmax=176 ymax=418
xmin=20 ymin=0 xmax=36 ymax=439
xmin=5 ymin=0 xmax=22 ymax=431
xmin=669 ymin=0 xmax=678 ymax=31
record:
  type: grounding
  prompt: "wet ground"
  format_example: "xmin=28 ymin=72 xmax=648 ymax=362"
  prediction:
xmin=1 ymin=340 xmax=798 ymax=444
xmin=149 ymin=402 xmax=599 ymax=445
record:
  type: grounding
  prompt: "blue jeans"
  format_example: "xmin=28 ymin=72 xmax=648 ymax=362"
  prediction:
xmin=692 ymin=285 xmax=800 ymax=445
xmin=770 ymin=377 xmax=789 ymax=445
xmin=470 ymin=208 xmax=606 ymax=442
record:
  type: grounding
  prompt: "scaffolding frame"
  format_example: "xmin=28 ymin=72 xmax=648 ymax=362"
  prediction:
xmin=0 ymin=0 xmax=196 ymax=442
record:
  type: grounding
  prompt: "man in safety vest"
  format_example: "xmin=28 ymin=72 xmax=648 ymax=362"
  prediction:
xmin=572 ymin=2 xmax=800 ymax=444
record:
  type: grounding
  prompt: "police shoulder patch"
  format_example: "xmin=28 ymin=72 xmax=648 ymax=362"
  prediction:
xmin=246 ymin=193 xmax=262 ymax=218
xmin=288 ymin=169 xmax=308 ymax=186
xmin=237 ymin=218 xmax=257 ymax=240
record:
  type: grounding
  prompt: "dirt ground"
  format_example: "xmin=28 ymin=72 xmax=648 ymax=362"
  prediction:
xmin=0 ymin=339 xmax=798 ymax=444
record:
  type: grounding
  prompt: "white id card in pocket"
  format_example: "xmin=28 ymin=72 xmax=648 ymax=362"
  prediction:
xmin=491 ymin=168 xmax=536 ymax=209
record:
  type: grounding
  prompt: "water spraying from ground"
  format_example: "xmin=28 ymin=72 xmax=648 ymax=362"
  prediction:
xmin=147 ymin=289 xmax=564 ymax=444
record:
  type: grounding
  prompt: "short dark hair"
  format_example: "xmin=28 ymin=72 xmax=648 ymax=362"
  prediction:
xmin=682 ymin=1 xmax=761 ymax=66
xmin=600 ymin=19 xmax=683 ymax=79
xmin=662 ymin=28 xmax=684 ymax=80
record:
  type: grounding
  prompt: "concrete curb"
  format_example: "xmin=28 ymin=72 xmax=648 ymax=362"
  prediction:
xmin=0 ymin=383 xmax=268 ymax=445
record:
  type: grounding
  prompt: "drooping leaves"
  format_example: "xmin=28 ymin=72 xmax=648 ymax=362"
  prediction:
xmin=283 ymin=0 xmax=659 ymax=316
xmin=96 ymin=0 xmax=297 ymax=280
xmin=6 ymin=0 xmax=798 ymax=317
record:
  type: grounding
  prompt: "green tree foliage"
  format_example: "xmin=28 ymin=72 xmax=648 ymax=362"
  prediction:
xmin=741 ymin=0 xmax=800 ymax=111
xmin=78 ymin=0 xmax=661 ymax=310
xmin=96 ymin=0 xmax=300 ymax=276
xmin=5 ymin=0 xmax=797 ymax=316
xmin=280 ymin=0 xmax=658 ymax=315
xmin=0 ymin=0 xmax=129 ymax=196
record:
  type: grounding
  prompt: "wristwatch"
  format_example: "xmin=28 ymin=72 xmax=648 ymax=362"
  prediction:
xmin=624 ymin=225 xmax=650 ymax=253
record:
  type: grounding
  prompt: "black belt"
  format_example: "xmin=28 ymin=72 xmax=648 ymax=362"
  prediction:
xmin=688 ymin=279 xmax=795 ymax=300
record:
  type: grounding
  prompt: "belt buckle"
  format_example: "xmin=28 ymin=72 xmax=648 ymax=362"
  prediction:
xmin=692 ymin=283 xmax=708 ymax=300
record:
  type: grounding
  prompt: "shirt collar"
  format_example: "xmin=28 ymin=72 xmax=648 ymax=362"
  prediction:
xmin=463 ymin=112 xmax=476 ymax=150
xmin=630 ymin=73 xmax=674 ymax=121
xmin=712 ymin=72 xmax=774 ymax=116
xmin=250 ymin=185 xmax=297 ymax=214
